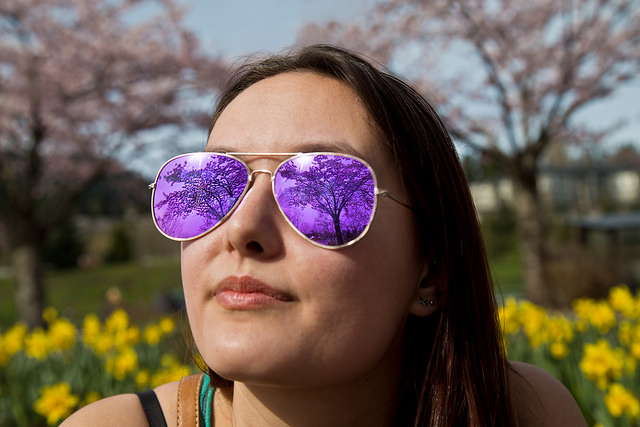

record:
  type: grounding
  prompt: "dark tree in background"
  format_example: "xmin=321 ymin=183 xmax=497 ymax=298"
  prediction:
xmin=153 ymin=156 xmax=249 ymax=238
xmin=299 ymin=0 xmax=640 ymax=305
xmin=0 ymin=0 xmax=227 ymax=327
xmin=277 ymin=155 xmax=375 ymax=246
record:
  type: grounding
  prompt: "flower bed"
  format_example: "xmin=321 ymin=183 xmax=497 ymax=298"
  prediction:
xmin=1 ymin=285 xmax=639 ymax=426
xmin=0 ymin=308 xmax=194 ymax=426
xmin=500 ymin=285 xmax=640 ymax=426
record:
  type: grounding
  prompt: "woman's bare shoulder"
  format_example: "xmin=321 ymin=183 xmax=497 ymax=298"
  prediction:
xmin=508 ymin=361 xmax=587 ymax=426
xmin=59 ymin=393 xmax=148 ymax=426
xmin=60 ymin=381 xmax=181 ymax=427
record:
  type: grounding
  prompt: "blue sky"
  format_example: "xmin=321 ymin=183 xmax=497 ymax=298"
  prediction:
xmin=129 ymin=0 xmax=374 ymax=175
xmin=184 ymin=0 xmax=368 ymax=56
xmin=182 ymin=0 xmax=639 ymax=152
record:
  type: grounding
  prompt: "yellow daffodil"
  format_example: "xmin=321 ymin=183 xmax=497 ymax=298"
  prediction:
xmin=550 ymin=341 xmax=570 ymax=360
xmin=136 ymin=369 xmax=151 ymax=389
xmin=83 ymin=313 xmax=101 ymax=338
xmin=590 ymin=301 xmax=616 ymax=334
xmin=92 ymin=333 xmax=114 ymax=356
xmin=3 ymin=323 xmax=27 ymax=355
xmin=574 ymin=299 xmax=616 ymax=334
xmin=0 ymin=323 xmax=27 ymax=366
xmin=158 ymin=317 xmax=176 ymax=334
xmin=631 ymin=341 xmax=640 ymax=360
xmin=105 ymin=309 xmax=130 ymax=333
xmin=519 ymin=301 xmax=549 ymax=348
xmin=42 ymin=307 xmax=58 ymax=324
xmin=106 ymin=347 xmax=139 ymax=381
xmin=580 ymin=339 xmax=625 ymax=389
xmin=24 ymin=328 xmax=51 ymax=360
xmin=126 ymin=325 xmax=141 ymax=345
xmin=48 ymin=318 xmax=77 ymax=351
xmin=498 ymin=297 xmax=520 ymax=335
xmin=112 ymin=326 xmax=140 ymax=350
xmin=547 ymin=315 xmax=574 ymax=343
xmin=150 ymin=364 xmax=191 ymax=388
xmin=605 ymin=383 xmax=640 ymax=418
xmin=609 ymin=285 xmax=636 ymax=318
xmin=33 ymin=383 xmax=79 ymax=426
xmin=143 ymin=325 xmax=162 ymax=345
xmin=625 ymin=355 xmax=636 ymax=376
xmin=149 ymin=354 xmax=191 ymax=388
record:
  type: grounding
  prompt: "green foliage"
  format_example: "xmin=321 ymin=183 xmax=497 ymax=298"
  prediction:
xmin=77 ymin=171 xmax=149 ymax=217
xmin=0 ymin=258 xmax=181 ymax=329
xmin=490 ymin=249 xmax=524 ymax=296
xmin=43 ymin=220 xmax=83 ymax=269
xmin=106 ymin=224 xmax=132 ymax=264
xmin=477 ymin=204 xmax=526 ymax=296
xmin=481 ymin=205 xmax=518 ymax=257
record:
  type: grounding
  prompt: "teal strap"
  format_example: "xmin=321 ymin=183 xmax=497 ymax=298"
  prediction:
xmin=199 ymin=373 xmax=214 ymax=427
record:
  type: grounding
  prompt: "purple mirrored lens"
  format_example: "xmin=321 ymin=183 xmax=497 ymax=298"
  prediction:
xmin=152 ymin=154 xmax=248 ymax=239
xmin=274 ymin=155 xmax=376 ymax=246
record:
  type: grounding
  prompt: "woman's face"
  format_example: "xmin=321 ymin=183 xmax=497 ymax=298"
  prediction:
xmin=182 ymin=72 xmax=427 ymax=388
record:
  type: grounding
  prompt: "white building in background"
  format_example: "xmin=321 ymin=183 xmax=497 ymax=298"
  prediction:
xmin=470 ymin=167 xmax=640 ymax=216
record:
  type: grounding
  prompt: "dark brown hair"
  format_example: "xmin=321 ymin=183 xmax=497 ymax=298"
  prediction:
xmin=208 ymin=44 xmax=514 ymax=426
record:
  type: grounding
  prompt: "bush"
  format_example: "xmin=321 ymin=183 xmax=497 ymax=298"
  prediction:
xmin=43 ymin=221 xmax=83 ymax=269
xmin=480 ymin=205 xmax=518 ymax=257
xmin=107 ymin=224 xmax=132 ymax=264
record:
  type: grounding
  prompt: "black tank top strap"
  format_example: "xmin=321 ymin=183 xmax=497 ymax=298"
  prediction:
xmin=137 ymin=389 xmax=169 ymax=427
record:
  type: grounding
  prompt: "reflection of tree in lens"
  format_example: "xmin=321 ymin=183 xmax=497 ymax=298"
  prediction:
xmin=154 ymin=156 xmax=247 ymax=236
xmin=277 ymin=155 xmax=375 ymax=245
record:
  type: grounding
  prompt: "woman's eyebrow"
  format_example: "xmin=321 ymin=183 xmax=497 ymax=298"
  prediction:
xmin=205 ymin=141 xmax=363 ymax=157
xmin=205 ymin=145 xmax=236 ymax=153
xmin=292 ymin=141 xmax=362 ymax=157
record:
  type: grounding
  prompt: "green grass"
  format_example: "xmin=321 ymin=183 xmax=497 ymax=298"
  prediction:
xmin=489 ymin=249 xmax=525 ymax=299
xmin=0 ymin=257 xmax=182 ymax=329
xmin=1 ymin=249 xmax=525 ymax=329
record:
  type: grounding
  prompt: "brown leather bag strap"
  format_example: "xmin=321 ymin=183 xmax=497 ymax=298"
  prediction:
xmin=177 ymin=373 xmax=205 ymax=427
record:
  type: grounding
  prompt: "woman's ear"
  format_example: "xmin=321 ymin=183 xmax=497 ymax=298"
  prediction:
xmin=410 ymin=254 xmax=441 ymax=317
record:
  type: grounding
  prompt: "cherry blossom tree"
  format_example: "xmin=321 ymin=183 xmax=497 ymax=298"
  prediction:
xmin=298 ymin=0 xmax=640 ymax=305
xmin=153 ymin=155 xmax=248 ymax=238
xmin=0 ymin=0 xmax=227 ymax=327
xmin=277 ymin=155 xmax=375 ymax=245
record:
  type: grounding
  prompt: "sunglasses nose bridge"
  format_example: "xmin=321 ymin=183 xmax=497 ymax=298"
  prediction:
xmin=242 ymin=169 xmax=279 ymax=215
xmin=248 ymin=169 xmax=274 ymax=183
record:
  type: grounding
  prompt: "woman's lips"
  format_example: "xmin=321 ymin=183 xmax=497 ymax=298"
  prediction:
xmin=213 ymin=275 xmax=293 ymax=309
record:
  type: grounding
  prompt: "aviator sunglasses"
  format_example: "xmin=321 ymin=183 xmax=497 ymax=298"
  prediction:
xmin=149 ymin=152 xmax=412 ymax=249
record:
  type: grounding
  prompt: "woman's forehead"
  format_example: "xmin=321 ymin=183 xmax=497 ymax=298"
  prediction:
xmin=207 ymin=72 xmax=395 ymax=174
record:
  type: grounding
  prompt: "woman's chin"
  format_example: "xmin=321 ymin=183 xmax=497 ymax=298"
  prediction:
xmin=208 ymin=364 xmax=300 ymax=387
xmin=204 ymin=349 xmax=294 ymax=385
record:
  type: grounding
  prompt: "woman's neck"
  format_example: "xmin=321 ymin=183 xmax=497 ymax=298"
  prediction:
xmin=211 ymin=321 xmax=409 ymax=426
xmin=225 ymin=377 xmax=400 ymax=427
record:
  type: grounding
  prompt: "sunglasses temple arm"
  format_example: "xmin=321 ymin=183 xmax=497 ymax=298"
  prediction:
xmin=376 ymin=189 xmax=414 ymax=211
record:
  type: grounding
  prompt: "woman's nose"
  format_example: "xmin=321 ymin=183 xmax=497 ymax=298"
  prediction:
xmin=222 ymin=173 xmax=285 ymax=258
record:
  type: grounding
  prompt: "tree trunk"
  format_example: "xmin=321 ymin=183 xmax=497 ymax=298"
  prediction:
xmin=512 ymin=178 xmax=551 ymax=305
xmin=12 ymin=241 xmax=45 ymax=328
xmin=333 ymin=216 xmax=344 ymax=245
xmin=507 ymin=148 xmax=562 ymax=306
